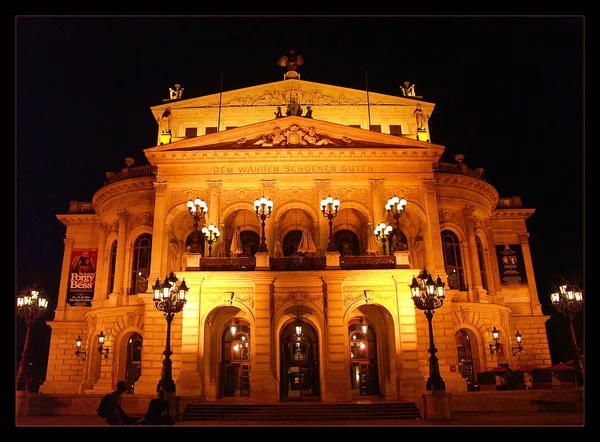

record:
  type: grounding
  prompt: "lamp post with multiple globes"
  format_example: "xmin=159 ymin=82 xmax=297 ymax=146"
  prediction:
xmin=186 ymin=197 xmax=208 ymax=232
xmin=152 ymin=272 xmax=188 ymax=394
xmin=385 ymin=195 xmax=407 ymax=250
xmin=550 ymin=280 xmax=584 ymax=386
xmin=254 ymin=196 xmax=273 ymax=252
xmin=320 ymin=196 xmax=340 ymax=252
xmin=374 ymin=222 xmax=393 ymax=255
xmin=410 ymin=269 xmax=446 ymax=392
xmin=16 ymin=285 xmax=49 ymax=391
xmin=201 ymin=223 xmax=220 ymax=257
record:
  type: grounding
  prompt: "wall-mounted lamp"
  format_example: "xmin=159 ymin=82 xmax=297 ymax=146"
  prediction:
xmin=512 ymin=330 xmax=523 ymax=355
xmin=98 ymin=330 xmax=109 ymax=358
xmin=489 ymin=325 xmax=501 ymax=354
xmin=294 ymin=305 xmax=303 ymax=336
xmin=360 ymin=317 xmax=369 ymax=334
xmin=230 ymin=319 xmax=238 ymax=336
xmin=75 ymin=335 xmax=86 ymax=361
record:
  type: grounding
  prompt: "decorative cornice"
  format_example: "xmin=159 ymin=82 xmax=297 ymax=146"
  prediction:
xmin=56 ymin=214 xmax=99 ymax=225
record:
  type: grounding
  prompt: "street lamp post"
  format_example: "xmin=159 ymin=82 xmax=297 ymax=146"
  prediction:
xmin=16 ymin=285 xmax=49 ymax=391
xmin=550 ymin=281 xmax=584 ymax=386
xmin=254 ymin=196 xmax=273 ymax=252
xmin=201 ymin=223 xmax=220 ymax=257
xmin=152 ymin=272 xmax=188 ymax=394
xmin=186 ymin=197 xmax=208 ymax=232
xmin=410 ymin=269 xmax=446 ymax=392
xmin=385 ymin=195 xmax=407 ymax=251
xmin=320 ymin=195 xmax=340 ymax=252
xmin=374 ymin=222 xmax=393 ymax=255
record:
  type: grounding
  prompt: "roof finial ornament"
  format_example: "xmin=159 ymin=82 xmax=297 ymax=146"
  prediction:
xmin=277 ymin=49 xmax=304 ymax=80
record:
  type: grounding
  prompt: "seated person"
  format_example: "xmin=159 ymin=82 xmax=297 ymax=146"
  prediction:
xmin=142 ymin=389 xmax=175 ymax=425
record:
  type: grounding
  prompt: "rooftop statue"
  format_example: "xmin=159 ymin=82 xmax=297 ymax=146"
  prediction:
xmin=163 ymin=83 xmax=184 ymax=102
xmin=277 ymin=49 xmax=304 ymax=79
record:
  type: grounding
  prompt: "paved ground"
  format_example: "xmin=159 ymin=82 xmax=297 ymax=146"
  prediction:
xmin=15 ymin=411 xmax=585 ymax=428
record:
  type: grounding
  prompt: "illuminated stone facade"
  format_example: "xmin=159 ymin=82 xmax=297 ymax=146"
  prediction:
xmin=42 ymin=77 xmax=550 ymax=404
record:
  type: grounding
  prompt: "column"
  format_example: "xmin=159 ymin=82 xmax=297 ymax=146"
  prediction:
xmin=207 ymin=180 xmax=222 ymax=227
xmin=262 ymin=180 xmax=277 ymax=254
xmin=422 ymin=179 xmax=445 ymax=274
xmin=92 ymin=223 xmax=107 ymax=304
xmin=112 ymin=209 xmax=129 ymax=304
xmin=54 ymin=237 xmax=75 ymax=321
xmin=369 ymin=179 xmax=385 ymax=224
xmin=519 ymin=232 xmax=542 ymax=314
xmin=462 ymin=206 xmax=483 ymax=302
xmin=484 ymin=223 xmax=501 ymax=298
xmin=250 ymin=277 xmax=278 ymax=401
xmin=315 ymin=179 xmax=331 ymax=250
xmin=320 ymin=275 xmax=352 ymax=402
xmin=149 ymin=182 xmax=169 ymax=281
xmin=392 ymin=275 xmax=426 ymax=397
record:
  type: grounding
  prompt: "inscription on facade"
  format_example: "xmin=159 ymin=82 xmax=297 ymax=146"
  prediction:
xmin=213 ymin=164 xmax=374 ymax=174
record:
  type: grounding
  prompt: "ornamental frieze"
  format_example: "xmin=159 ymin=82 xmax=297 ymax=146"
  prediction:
xmin=339 ymin=188 xmax=369 ymax=205
xmin=220 ymin=188 xmax=254 ymax=206
xmin=202 ymin=288 xmax=255 ymax=310
xmin=273 ymin=292 xmax=324 ymax=309
xmin=276 ymin=187 xmax=316 ymax=203
xmin=342 ymin=287 xmax=392 ymax=308
xmin=439 ymin=209 xmax=463 ymax=226
xmin=132 ymin=212 xmax=153 ymax=227
xmin=210 ymin=87 xmax=380 ymax=108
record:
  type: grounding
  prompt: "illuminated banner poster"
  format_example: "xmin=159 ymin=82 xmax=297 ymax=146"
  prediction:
xmin=495 ymin=244 xmax=527 ymax=286
xmin=67 ymin=249 xmax=98 ymax=306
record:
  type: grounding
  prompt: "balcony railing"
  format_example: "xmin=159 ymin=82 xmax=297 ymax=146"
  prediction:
xmin=188 ymin=255 xmax=400 ymax=271
xmin=269 ymin=257 xmax=326 ymax=271
xmin=200 ymin=257 xmax=256 ymax=271
xmin=339 ymin=255 xmax=396 ymax=269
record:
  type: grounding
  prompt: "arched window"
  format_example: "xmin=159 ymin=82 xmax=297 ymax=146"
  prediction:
xmin=130 ymin=233 xmax=152 ymax=295
xmin=441 ymin=230 xmax=466 ymax=291
xmin=334 ymin=229 xmax=360 ymax=256
xmin=283 ymin=230 xmax=303 ymax=256
xmin=240 ymin=230 xmax=260 ymax=257
xmin=455 ymin=330 xmax=476 ymax=391
xmin=476 ymin=236 xmax=488 ymax=290
xmin=107 ymin=240 xmax=117 ymax=295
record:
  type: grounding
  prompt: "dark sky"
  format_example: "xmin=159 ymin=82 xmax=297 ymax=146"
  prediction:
xmin=16 ymin=15 xmax=584 ymax=313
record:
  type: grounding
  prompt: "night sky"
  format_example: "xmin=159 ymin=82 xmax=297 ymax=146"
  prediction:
xmin=16 ymin=16 xmax=584 ymax=367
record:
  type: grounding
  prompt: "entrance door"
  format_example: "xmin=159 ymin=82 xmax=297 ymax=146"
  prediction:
xmin=280 ymin=320 xmax=319 ymax=400
xmin=125 ymin=333 xmax=142 ymax=393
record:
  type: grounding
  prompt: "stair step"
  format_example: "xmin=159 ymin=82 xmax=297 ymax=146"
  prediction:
xmin=181 ymin=402 xmax=422 ymax=421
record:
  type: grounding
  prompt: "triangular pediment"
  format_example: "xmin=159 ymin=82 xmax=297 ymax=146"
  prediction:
xmin=145 ymin=115 xmax=442 ymax=157
xmin=151 ymin=78 xmax=434 ymax=120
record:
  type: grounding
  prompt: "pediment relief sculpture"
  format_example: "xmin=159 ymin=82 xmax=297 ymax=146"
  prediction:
xmin=253 ymin=125 xmax=335 ymax=147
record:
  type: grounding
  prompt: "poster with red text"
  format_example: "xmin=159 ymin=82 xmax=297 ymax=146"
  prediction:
xmin=67 ymin=249 xmax=98 ymax=306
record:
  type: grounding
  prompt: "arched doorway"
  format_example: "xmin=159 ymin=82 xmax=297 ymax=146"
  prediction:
xmin=240 ymin=230 xmax=260 ymax=257
xmin=280 ymin=319 xmax=319 ymax=400
xmin=219 ymin=321 xmax=251 ymax=398
xmin=455 ymin=329 xmax=476 ymax=391
xmin=282 ymin=230 xmax=303 ymax=256
xmin=185 ymin=231 xmax=204 ymax=255
xmin=334 ymin=229 xmax=360 ymax=256
xmin=125 ymin=333 xmax=143 ymax=393
xmin=349 ymin=318 xmax=379 ymax=396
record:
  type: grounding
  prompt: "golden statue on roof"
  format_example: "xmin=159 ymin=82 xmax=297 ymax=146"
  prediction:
xmin=277 ymin=49 xmax=304 ymax=79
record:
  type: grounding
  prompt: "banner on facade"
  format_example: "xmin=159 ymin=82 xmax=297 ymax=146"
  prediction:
xmin=67 ymin=249 xmax=98 ymax=306
xmin=495 ymin=244 xmax=527 ymax=286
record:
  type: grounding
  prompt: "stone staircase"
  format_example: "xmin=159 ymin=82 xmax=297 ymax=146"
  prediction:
xmin=181 ymin=401 xmax=422 ymax=422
